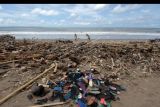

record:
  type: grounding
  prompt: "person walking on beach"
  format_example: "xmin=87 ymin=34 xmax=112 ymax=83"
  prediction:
xmin=86 ymin=34 xmax=91 ymax=41
xmin=74 ymin=33 xmax=77 ymax=41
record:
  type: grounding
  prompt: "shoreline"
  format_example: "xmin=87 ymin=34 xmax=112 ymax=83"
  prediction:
xmin=0 ymin=31 xmax=160 ymax=40
xmin=16 ymin=38 xmax=151 ymax=42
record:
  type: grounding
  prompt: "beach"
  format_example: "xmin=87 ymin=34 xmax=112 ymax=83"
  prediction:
xmin=0 ymin=35 xmax=160 ymax=107
xmin=1 ymin=3 xmax=160 ymax=107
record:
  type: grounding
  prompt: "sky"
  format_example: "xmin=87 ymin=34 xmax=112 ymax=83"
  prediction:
xmin=0 ymin=4 xmax=160 ymax=28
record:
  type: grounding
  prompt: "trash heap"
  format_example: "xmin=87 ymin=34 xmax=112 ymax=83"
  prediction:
xmin=0 ymin=35 xmax=16 ymax=52
xmin=0 ymin=35 xmax=15 ymax=43
xmin=27 ymin=65 xmax=126 ymax=107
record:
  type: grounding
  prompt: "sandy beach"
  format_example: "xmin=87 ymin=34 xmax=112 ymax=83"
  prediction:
xmin=0 ymin=35 xmax=160 ymax=107
xmin=1 ymin=4 xmax=160 ymax=107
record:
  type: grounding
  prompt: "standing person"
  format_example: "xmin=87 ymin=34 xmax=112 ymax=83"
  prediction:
xmin=74 ymin=33 xmax=77 ymax=41
xmin=86 ymin=34 xmax=91 ymax=41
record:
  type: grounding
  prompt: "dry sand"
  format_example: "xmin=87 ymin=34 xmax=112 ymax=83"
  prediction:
xmin=1 ymin=75 xmax=160 ymax=107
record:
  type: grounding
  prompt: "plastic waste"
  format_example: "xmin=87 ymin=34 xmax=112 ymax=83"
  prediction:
xmin=34 ymin=98 xmax=48 ymax=105
xmin=64 ymin=91 xmax=72 ymax=100
xmin=89 ymin=79 xmax=93 ymax=87
xmin=88 ymin=73 xmax=93 ymax=87
xmin=77 ymin=99 xmax=87 ymax=107
xmin=53 ymin=86 xmax=63 ymax=92
xmin=100 ymin=98 xmax=107 ymax=105
xmin=78 ymin=93 xmax=83 ymax=99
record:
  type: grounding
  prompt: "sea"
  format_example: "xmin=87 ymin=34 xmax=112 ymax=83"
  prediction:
xmin=0 ymin=27 xmax=160 ymax=40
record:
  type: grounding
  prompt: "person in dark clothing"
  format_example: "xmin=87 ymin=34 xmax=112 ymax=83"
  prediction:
xmin=74 ymin=33 xmax=78 ymax=41
xmin=86 ymin=34 xmax=91 ymax=40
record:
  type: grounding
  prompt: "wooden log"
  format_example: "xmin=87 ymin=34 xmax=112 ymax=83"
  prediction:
xmin=0 ymin=63 xmax=57 ymax=105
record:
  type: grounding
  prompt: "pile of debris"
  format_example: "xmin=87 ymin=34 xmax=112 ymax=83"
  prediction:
xmin=0 ymin=35 xmax=160 ymax=106
xmin=0 ymin=35 xmax=15 ymax=43
xmin=0 ymin=35 xmax=16 ymax=52
xmin=27 ymin=65 xmax=126 ymax=107
xmin=149 ymin=38 xmax=160 ymax=43
xmin=0 ymin=35 xmax=159 ymax=79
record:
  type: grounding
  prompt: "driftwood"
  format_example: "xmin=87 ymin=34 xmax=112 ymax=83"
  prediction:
xmin=111 ymin=58 xmax=115 ymax=69
xmin=29 ymin=100 xmax=71 ymax=107
xmin=0 ymin=59 xmax=21 ymax=65
xmin=0 ymin=63 xmax=57 ymax=105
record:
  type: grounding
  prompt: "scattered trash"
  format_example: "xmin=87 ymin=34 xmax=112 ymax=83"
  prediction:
xmin=27 ymin=67 xmax=126 ymax=107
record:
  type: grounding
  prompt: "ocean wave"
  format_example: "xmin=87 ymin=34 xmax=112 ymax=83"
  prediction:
xmin=0 ymin=31 xmax=160 ymax=36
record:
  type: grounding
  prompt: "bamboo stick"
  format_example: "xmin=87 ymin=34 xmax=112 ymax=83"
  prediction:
xmin=0 ymin=63 xmax=57 ymax=105
xmin=29 ymin=100 xmax=71 ymax=107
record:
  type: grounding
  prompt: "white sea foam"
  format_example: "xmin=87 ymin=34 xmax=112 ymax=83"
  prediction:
xmin=0 ymin=31 xmax=160 ymax=36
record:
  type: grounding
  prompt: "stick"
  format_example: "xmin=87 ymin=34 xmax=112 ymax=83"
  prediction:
xmin=29 ymin=100 xmax=71 ymax=107
xmin=26 ymin=63 xmax=58 ymax=90
xmin=111 ymin=58 xmax=115 ymax=69
xmin=0 ymin=63 xmax=57 ymax=105
xmin=13 ymin=59 xmax=15 ymax=69
xmin=0 ymin=59 xmax=21 ymax=65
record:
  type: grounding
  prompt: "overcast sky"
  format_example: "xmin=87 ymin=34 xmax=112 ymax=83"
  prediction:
xmin=0 ymin=4 xmax=160 ymax=28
